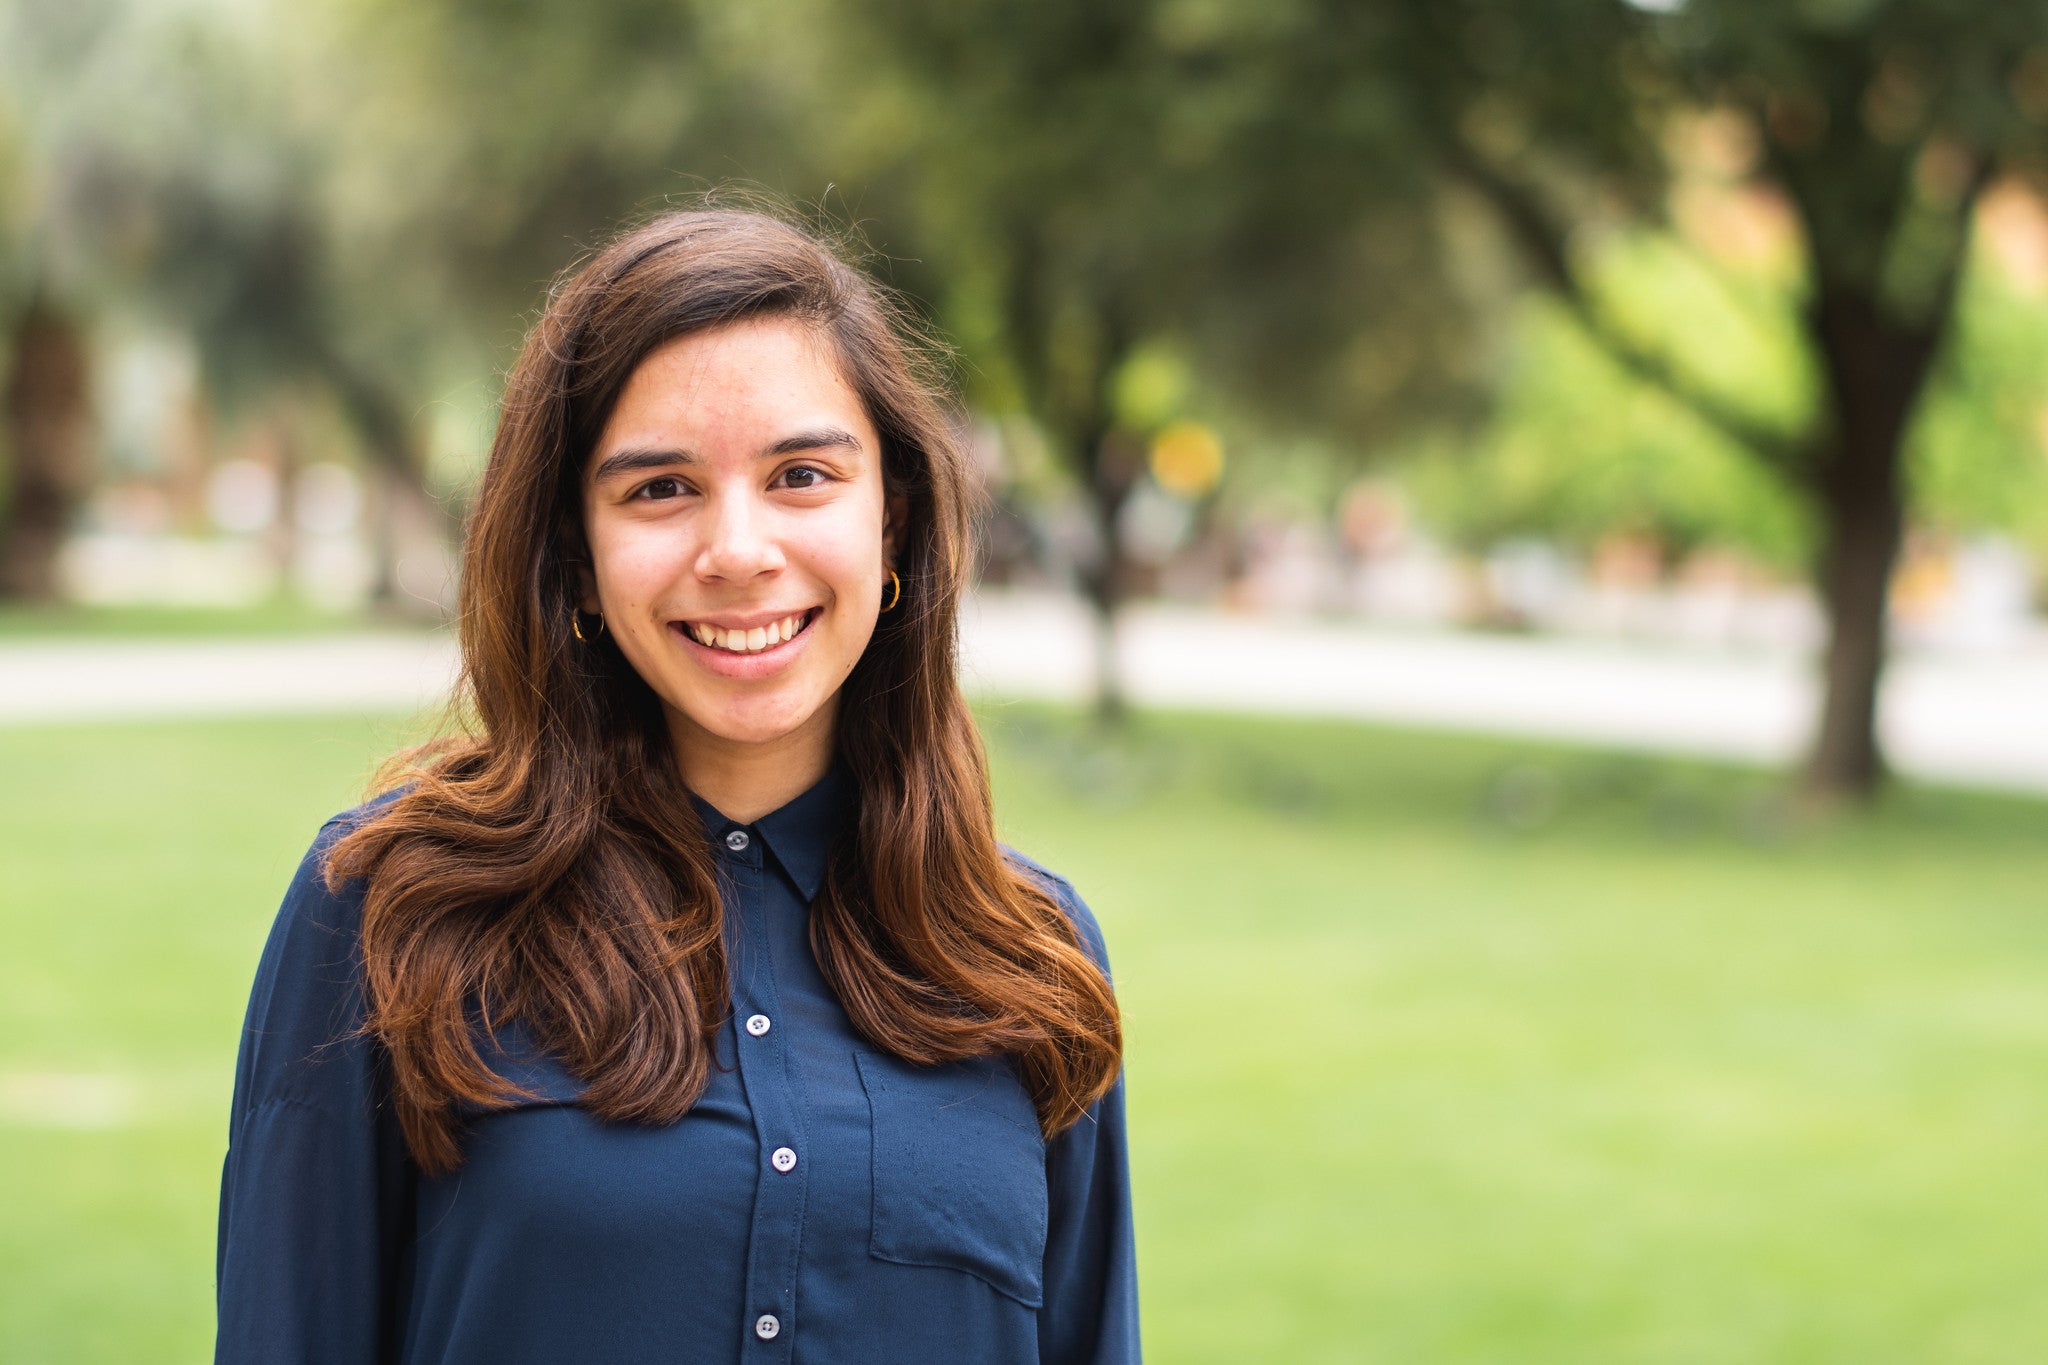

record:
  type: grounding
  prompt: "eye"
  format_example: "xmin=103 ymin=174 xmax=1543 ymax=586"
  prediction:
xmin=634 ymin=476 xmax=685 ymax=501
xmin=778 ymin=465 xmax=827 ymax=490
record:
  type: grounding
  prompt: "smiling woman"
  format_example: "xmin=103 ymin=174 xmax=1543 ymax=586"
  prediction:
xmin=212 ymin=211 xmax=1136 ymax=1365
xmin=579 ymin=321 xmax=900 ymax=804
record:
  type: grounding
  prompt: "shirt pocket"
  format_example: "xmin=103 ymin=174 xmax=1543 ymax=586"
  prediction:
xmin=854 ymin=1050 xmax=1048 ymax=1308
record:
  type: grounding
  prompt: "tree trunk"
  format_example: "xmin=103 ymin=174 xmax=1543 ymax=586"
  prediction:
xmin=1082 ymin=566 xmax=1126 ymax=723
xmin=1077 ymin=427 xmax=1144 ymax=726
xmin=1801 ymin=284 xmax=1937 ymax=803
xmin=260 ymin=409 xmax=302 ymax=596
xmin=998 ymin=241 xmax=1137 ymax=724
xmin=1805 ymin=452 xmax=1903 ymax=799
xmin=364 ymin=462 xmax=403 ymax=611
xmin=1 ymin=297 xmax=94 ymax=603
xmin=320 ymin=351 xmax=458 ymax=618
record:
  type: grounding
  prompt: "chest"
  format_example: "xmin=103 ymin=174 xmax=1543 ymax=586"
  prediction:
xmin=404 ymin=920 xmax=1052 ymax=1352
xmin=423 ymin=1035 xmax=1048 ymax=1298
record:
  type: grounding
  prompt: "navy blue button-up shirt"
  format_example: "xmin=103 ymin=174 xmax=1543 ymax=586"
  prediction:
xmin=215 ymin=768 xmax=1139 ymax=1363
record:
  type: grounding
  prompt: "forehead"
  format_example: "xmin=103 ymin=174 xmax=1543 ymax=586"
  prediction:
xmin=589 ymin=318 xmax=873 ymax=465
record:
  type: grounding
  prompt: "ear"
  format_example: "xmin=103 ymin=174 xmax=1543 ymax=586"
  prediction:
xmin=560 ymin=520 xmax=602 ymax=615
xmin=881 ymin=488 xmax=911 ymax=571
xmin=571 ymin=558 xmax=601 ymax=616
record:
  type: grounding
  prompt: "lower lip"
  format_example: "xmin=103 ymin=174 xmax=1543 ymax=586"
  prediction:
xmin=669 ymin=610 xmax=820 ymax=680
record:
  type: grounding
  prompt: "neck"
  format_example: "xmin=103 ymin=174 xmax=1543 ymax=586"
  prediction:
xmin=667 ymin=700 xmax=839 ymax=825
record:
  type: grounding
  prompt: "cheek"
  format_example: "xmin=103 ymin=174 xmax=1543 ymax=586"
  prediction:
xmin=589 ymin=523 xmax=690 ymax=608
xmin=817 ymin=544 xmax=882 ymax=598
xmin=805 ymin=510 xmax=888 ymax=592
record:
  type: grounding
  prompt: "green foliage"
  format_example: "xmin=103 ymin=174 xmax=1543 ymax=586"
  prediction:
xmin=1339 ymin=0 xmax=2048 ymax=610
xmin=12 ymin=0 xmax=2048 ymax=593
xmin=807 ymin=0 xmax=1478 ymax=473
xmin=1407 ymin=219 xmax=2048 ymax=567
xmin=1910 ymin=266 xmax=2048 ymax=557
xmin=1408 ymin=226 xmax=1820 ymax=566
xmin=1109 ymin=342 xmax=1194 ymax=434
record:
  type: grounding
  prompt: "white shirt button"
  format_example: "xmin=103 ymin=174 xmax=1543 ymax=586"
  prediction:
xmin=754 ymin=1313 xmax=780 ymax=1340
xmin=725 ymin=829 xmax=750 ymax=852
xmin=745 ymin=1014 xmax=771 ymax=1037
xmin=770 ymin=1145 xmax=797 ymax=1173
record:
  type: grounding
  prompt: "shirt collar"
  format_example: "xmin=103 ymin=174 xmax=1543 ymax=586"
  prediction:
xmin=689 ymin=762 xmax=853 ymax=902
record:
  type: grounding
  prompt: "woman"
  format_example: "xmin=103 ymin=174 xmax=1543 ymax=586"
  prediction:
xmin=214 ymin=210 xmax=1137 ymax=1364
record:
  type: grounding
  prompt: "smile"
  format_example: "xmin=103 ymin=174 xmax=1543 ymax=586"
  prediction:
xmin=675 ymin=608 xmax=819 ymax=656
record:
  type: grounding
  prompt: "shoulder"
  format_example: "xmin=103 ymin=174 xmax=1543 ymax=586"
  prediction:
xmin=273 ymin=791 xmax=402 ymax=945
xmin=274 ymin=789 xmax=407 ymax=933
xmin=265 ymin=786 xmax=407 ymax=950
xmin=1001 ymin=844 xmax=1112 ymax=977
xmin=234 ymin=791 xmax=407 ymax=1103
xmin=324 ymin=785 xmax=409 ymax=848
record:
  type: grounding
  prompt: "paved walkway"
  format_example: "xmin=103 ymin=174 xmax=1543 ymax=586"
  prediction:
xmin=4 ymin=591 xmax=2045 ymax=795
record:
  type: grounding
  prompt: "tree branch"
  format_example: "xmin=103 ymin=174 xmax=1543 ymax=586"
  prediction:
xmin=1897 ymin=151 xmax=1995 ymax=348
xmin=1445 ymin=142 xmax=1805 ymax=472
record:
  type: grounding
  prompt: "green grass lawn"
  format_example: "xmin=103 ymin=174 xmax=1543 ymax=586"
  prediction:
xmin=0 ymin=600 xmax=432 ymax=641
xmin=3 ymin=707 xmax=2046 ymax=1362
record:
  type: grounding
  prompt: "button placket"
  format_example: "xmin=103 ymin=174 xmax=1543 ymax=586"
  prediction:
xmin=727 ymin=847 xmax=807 ymax=1360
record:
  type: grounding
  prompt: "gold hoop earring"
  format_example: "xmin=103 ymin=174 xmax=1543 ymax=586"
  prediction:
xmin=881 ymin=570 xmax=902 ymax=613
xmin=572 ymin=608 xmax=605 ymax=642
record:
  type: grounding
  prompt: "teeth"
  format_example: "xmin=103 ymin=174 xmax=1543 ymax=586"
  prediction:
xmin=688 ymin=611 xmax=810 ymax=654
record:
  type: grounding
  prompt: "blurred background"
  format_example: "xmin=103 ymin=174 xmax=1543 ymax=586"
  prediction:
xmin=4 ymin=0 xmax=2048 ymax=1360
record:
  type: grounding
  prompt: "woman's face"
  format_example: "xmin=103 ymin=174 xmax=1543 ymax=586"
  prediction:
xmin=579 ymin=317 xmax=901 ymax=768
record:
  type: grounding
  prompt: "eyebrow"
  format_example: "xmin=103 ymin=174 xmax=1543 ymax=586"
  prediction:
xmin=589 ymin=428 xmax=862 ymax=485
xmin=766 ymin=427 xmax=863 ymax=458
xmin=590 ymin=447 xmax=695 ymax=484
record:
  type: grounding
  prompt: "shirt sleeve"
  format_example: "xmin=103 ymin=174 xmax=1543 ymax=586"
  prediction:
xmin=215 ymin=815 xmax=415 ymax=1365
xmin=1035 ymin=874 xmax=1142 ymax=1365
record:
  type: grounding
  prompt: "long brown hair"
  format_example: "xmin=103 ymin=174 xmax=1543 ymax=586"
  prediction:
xmin=327 ymin=209 xmax=1122 ymax=1175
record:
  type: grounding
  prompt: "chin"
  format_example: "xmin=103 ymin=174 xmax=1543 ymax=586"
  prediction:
xmin=679 ymin=690 xmax=826 ymax=749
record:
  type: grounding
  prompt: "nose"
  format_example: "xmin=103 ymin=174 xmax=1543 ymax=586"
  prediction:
xmin=693 ymin=487 xmax=786 ymax=584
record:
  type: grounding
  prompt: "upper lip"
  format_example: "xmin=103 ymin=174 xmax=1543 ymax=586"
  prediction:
xmin=672 ymin=607 xmax=817 ymax=631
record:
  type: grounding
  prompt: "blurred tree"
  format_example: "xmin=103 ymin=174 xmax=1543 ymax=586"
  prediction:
xmin=818 ymin=0 xmax=1475 ymax=718
xmin=1403 ymin=287 xmax=1813 ymax=574
xmin=1 ymin=289 xmax=93 ymax=599
xmin=1335 ymin=0 xmax=2048 ymax=801
xmin=314 ymin=0 xmax=812 ymax=366
xmin=0 ymin=0 xmax=102 ymax=603
xmin=1911 ymin=257 xmax=2048 ymax=564
xmin=0 ymin=0 xmax=461 ymax=610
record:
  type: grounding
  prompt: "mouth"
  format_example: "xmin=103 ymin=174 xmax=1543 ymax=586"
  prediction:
xmin=672 ymin=607 xmax=820 ymax=656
